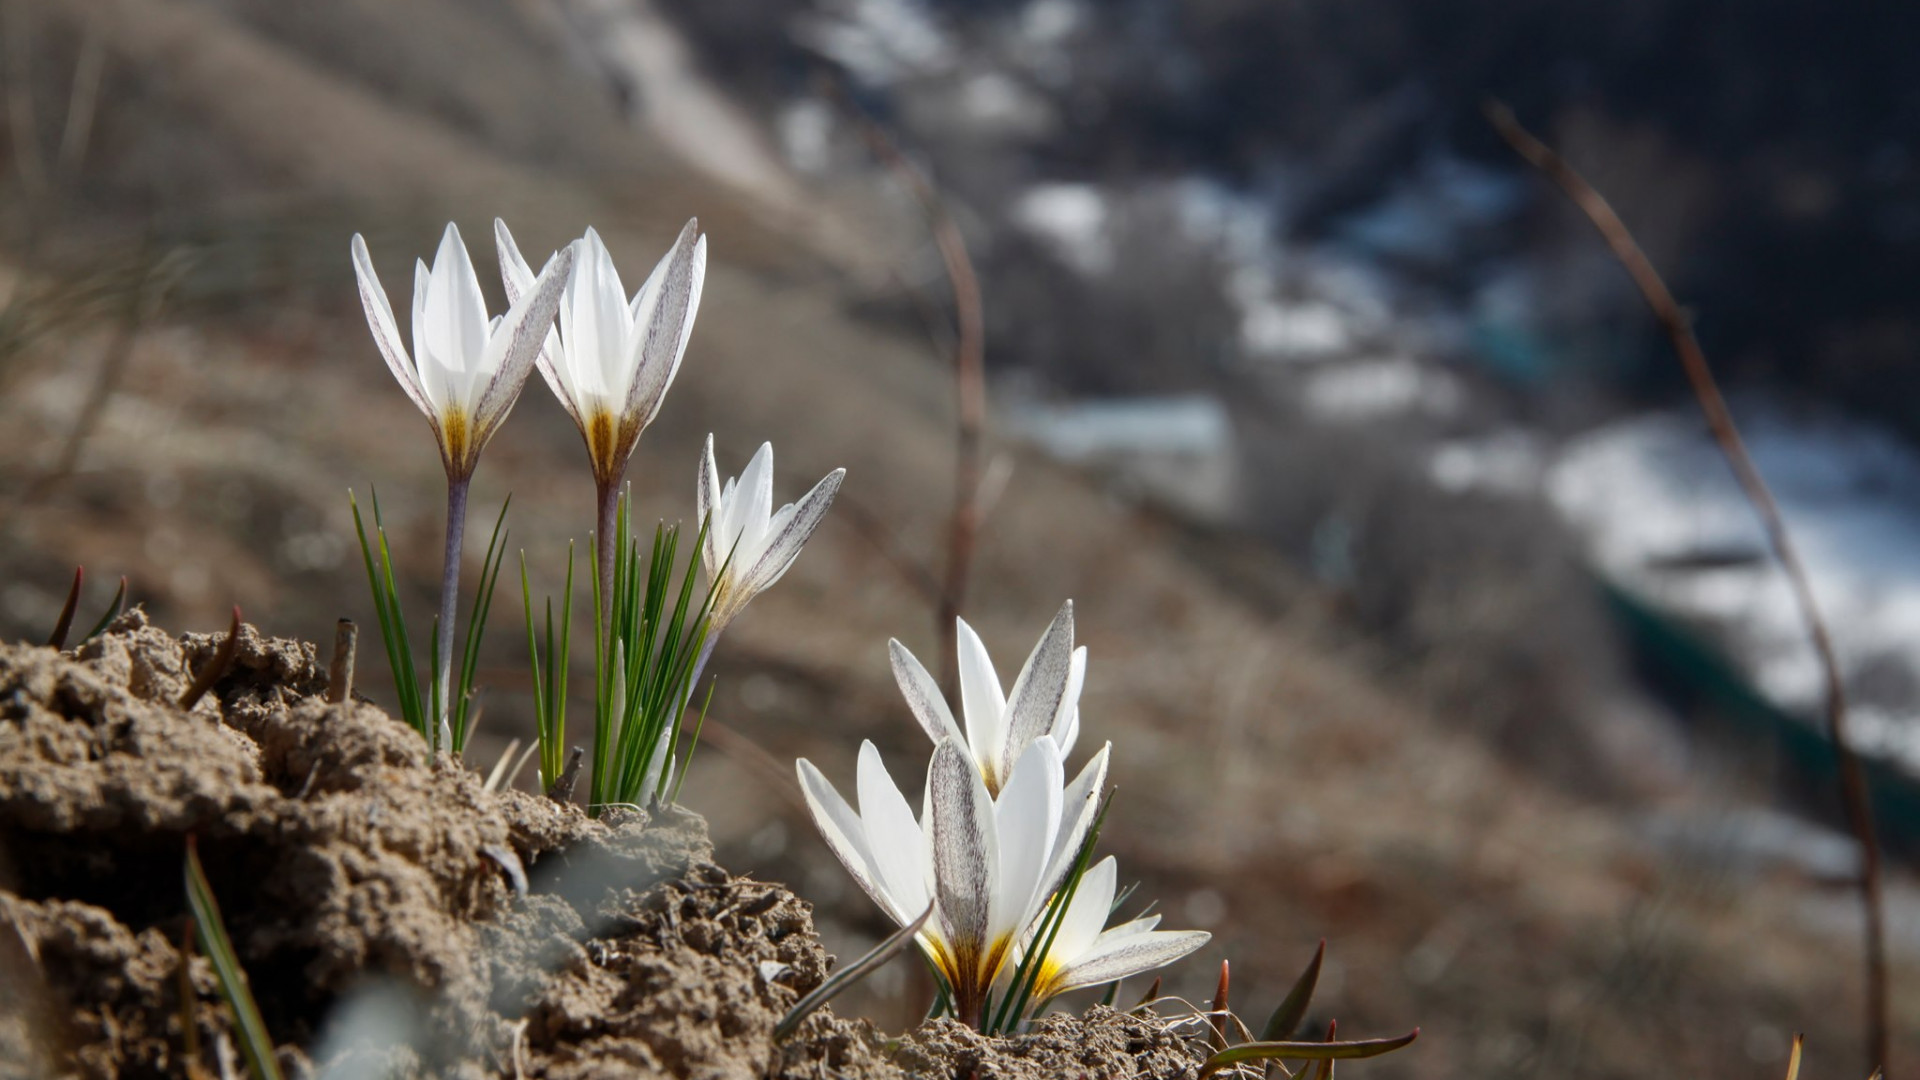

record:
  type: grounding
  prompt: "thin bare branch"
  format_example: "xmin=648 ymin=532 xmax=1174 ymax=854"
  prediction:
xmin=836 ymin=84 xmax=987 ymax=701
xmin=1486 ymin=99 xmax=1890 ymax=1074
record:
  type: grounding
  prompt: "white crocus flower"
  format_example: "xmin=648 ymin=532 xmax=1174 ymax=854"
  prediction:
xmin=889 ymin=601 xmax=1087 ymax=794
xmin=350 ymin=223 xmax=573 ymax=748
xmin=351 ymin=224 xmax=573 ymax=481
xmin=697 ymin=436 xmax=845 ymax=629
xmin=1015 ymin=855 xmax=1210 ymax=1004
xmin=496 ymin=219 xmax=705 ymax=492
xmin=798 ymin=736 xmax=1100 ymax=1027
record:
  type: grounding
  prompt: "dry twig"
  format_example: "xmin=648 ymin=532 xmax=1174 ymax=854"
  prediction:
xmin=1486 ymin=100 xmax=1890 ymax=1073
xmin=326 ymin=619 xmax=358 ymax=705
xmin=836 ymin=86 xmax=988 ymax=699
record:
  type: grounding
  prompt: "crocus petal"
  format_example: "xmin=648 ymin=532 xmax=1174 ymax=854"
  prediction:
xmin=471 ymin=242 xmax=576 ymax=451
xmin=1051 ymin=931 xmax=1211 ymax=996
xmin=738 ymin=467 xmax=844 ymax=595
xmin=349 ymin=233 xmax=432 ymax=420
xmin=796 ymin=757 xmax=909 ymax=927
xmin=929 ymin=738 xmax=997 ymax=978
xmin=989 ymin=737 xmax=1063 ymax=941
xmin=1040 ymin=743 xmax=1109 ymax=901
xmin=412 ymin=258 xmax=445 ymax=412
xmin=423 ymin=222 xmax=492 ymax=410
xmin=890 ymin=638 xmax=967 ymax=749
xmin=733 ymin=442 xmax=776 ymax=557
xmin=1046 ymin=855 xmax=1120 ymax=963
xmin=495 ymin=219 xmax=576 ymax=427
xmin=955 ymin=619 xmax=1008 ymax=784
xmin=857 ymin=741 xmax=932 ymax=923
xmin=1052 ymin=646 xmax=1087 ymax=760
xmin=999 ymin=600 xmax=1075 ymax=772
xmin=562 ymin=228 xmax=622 ymax=407
xmin=624 ymin=219 xmax=705 ymax=428
xmin=698 ymin=434 xmax=724 ymax=574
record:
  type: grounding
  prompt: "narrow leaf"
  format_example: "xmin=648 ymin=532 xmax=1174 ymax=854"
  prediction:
xmin=1261 ymin=940 xmax=1325 ymax=1043
xmin=46 ymin=566 xmax=82 ymax=649
xmin=80 ymin=575 xmax=128 ymax=643
xmin=184 ymin=838 xmax=284 ymax=1080
xmin=1199 ymin=1031 xmax=1420 ymax=1079
xmin=1307 ymin=1020 xmax=1338 ymax=1080
xmin=775 ymin=902 xmax=934 ymax=1041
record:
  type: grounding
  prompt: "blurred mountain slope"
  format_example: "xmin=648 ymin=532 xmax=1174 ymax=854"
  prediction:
xmin=2 ymin=2 xmax=1915 ymax=1076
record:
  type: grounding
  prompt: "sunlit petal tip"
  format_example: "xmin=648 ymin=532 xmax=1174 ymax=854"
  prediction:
xmin=929 ymin=739 xmax=997 ymax=978
xmin=890 ymin=637 xmax=965 ymax=749
xmin=472 ymin=241 xmax=574 ymax=444
xmin=797 ymin=757 xmax=908 ymax=926
xmin=1054 ymin=931 xmax=1212 ymax=995
xmin=1001 ymin=602 xmax=1078 ymax=768
xmin=349 ymin=233 xmax=434 ymax=421
xmin=954 ymin=621 xmax=1008 ymax=781
xmin=494 ymin=217 xmax=537 ymax=297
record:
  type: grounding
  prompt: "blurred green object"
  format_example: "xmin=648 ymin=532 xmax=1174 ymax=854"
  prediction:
xmin=1604 ymin=582 xmax=1920 ymax=854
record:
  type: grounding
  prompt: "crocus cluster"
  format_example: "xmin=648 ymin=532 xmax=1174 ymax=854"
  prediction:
xmin=351 ymin=220 xmax=842 ymax=761
xmin=798 ymin=603 xmax=1209 ymax=1029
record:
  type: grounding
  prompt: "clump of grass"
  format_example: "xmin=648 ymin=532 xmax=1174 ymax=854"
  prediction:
xmin=349 ymin=490 xmax=507 ymax=754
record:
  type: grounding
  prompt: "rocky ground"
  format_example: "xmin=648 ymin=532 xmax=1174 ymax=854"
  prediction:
xmin=0 ymin=612 xmax=1211 ymax=1079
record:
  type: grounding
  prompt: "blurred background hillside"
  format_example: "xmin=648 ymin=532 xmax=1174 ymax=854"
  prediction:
xmin=2 ymin=1 xmax=1918 ymax=1075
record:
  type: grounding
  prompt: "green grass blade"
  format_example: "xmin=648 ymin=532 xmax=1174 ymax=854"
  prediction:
xmin=453 ymin=499 xmax=510 ymax=753
xmin=184 ymin=838 xmax=284 ymax=1080
xmin=669 ymin=676 xmax=715 ymax=804
xmin=1260 ymin=940 xmax=1326 ymax=1043
xmin=556 ymin=542 xmax=573 ymax=785
xmin=80 ymin=575 xmax=128 ymax=643
xmin=520 ymin=552 xmax=554 ymax=786
xmin=350 ymin=490 xmax=424 ymax=736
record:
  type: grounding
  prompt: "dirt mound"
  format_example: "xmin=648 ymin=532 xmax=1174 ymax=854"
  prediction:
xmin=0 ymin=614 xmax=1204 ymax=1079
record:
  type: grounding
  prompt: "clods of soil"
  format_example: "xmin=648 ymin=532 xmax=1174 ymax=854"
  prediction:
xmin=0 ymin=613 xmax=1203 ymax=1079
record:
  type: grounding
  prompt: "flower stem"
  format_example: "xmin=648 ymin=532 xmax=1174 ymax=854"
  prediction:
xmin=437 ymin=475 xmax=470 ymax=752
xmin=594 ymin=475 xmax=619 ymax=647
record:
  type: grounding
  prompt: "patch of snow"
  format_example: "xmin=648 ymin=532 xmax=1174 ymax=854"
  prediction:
xmin=1240 ymin=299 xmax=1353 ymax=360
xmin=1007 ymin=394 xmax=1231 ymax=460
xmin=793 ymin=0 xmax=955 ymax=87
xmin=1549 ymin=409 xmax=1920 ymax=770
xmin=1302 ymin=357 xmax=1462 ymax=422
xmin=777 ymin=97 xmax=835 ymax=174
xmin=954 ymin=70 xmax=1055 ymax=138
xmin=1011 ymin=182 xmax=1112 ymax=275
xmin=1638 ymin=807 xmax=1862 ymax=882
xmin=1429 ymin=431 xmax=1545 ymax=495
xmin=1004 ymin=394 xmax=1237 ymax=519
xmin=1018 ymin=0 xmax=1083 ymax=45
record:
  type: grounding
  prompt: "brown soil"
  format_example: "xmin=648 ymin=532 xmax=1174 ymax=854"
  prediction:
xmin=0 ymin=613 xmax=1199 ymax=1079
